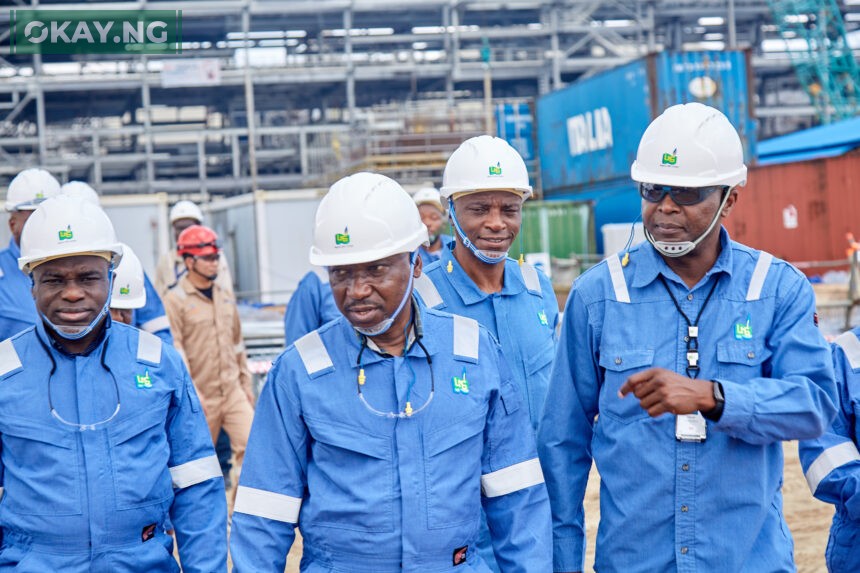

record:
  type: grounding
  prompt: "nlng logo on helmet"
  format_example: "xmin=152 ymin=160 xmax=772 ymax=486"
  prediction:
xmin=661 ymin=149 xmax=678 ymax=166
xmin=119 ymin=285 xmax=130 ymax=295
xmin=488 ymin=162 xmax=503 ymax=176
xmin=335 ymin=227 xmax=351 ymax=246
xmin=58 ymin=225 xmax=74 ymax=241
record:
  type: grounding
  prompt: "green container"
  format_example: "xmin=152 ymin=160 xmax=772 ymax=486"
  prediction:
xmin=517 ymin=200 xmax=595 ymax=260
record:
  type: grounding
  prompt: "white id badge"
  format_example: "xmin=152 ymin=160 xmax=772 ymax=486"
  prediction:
xmin=675 ymin=412 xmax=707 ymax=442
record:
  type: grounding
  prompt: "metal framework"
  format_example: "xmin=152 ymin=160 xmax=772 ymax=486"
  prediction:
xmin=767 ymin=0 xmax=860 ymax=122
xmin=0 ymin=0 xmax=858 ymax=195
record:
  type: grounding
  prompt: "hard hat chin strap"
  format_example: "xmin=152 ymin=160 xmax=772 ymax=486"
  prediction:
xmin=40 ymin=265 xmax=115 ymax=341
xmin=448 ymin=199 xmax=507 ymax=265
xmin=354 ymin=252 xmax=417 ymax=337
xmin=644 ymin=188 xmax=732 ymax=258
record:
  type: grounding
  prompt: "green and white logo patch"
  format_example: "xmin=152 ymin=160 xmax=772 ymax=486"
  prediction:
xmin=335 ymin=226 xmax=350 ymax=246
xmin=452 ymin=368 xmax=469 ymax=394
xmin=136 ymin=370 xmax=153 ymax=389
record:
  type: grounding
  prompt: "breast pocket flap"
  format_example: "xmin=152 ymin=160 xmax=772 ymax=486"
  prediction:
xmin=305 ymin=416 xmax=390 ymax=460
xmin=424 ymin=410 xmax=485 ymax=457
xmin=599 ymin=348 xmax=655 ymax=373
xmin=716 ymin=342 xmax=771 ymax=366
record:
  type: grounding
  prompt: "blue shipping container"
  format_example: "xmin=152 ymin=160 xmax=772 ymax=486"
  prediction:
xmin=537 ymin=50 xmax=756 ymax=195
xmin=495 ymin=102 xmax=535 ymax=161
xmin=537 ymin=59 xmax=651 ymax=193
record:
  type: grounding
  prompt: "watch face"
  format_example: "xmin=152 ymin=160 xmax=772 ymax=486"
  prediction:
xmin=713 ymin=381 xmax=724 ymax=402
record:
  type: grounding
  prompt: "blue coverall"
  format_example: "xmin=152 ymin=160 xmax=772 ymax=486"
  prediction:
xmin=414 ymin=246 xmax=558 ymax=571
xmin=0 ymin=238 xmax=172 ymax=345
xmin=539 ymin=229 xmax=837 ymax=572
xmin=415 ymin=247 xmax=559 ymax=429
xmin=230 ymin=304 xmax=552 ymax=572
xmin=0 ymin=320 xmax=227 ymax=572
xmin=0 ymin=240 xmax=36 ymax=342
xmin=283 ymin=270 xmax=340 ymax=346
xmin=800 ymin=328 xmax=860 ymax=572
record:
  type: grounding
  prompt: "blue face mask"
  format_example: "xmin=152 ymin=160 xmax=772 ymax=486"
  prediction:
xmin=448 ymin=198 xmax=508 ymax=265
xmin=38 ymin=263 xmax=116 ymax=341
xmin=353 ymin=252 xmax=418 ymax=337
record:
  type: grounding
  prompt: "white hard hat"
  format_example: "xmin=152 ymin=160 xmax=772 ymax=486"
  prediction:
xmin=309 ymin=172 xmax=429 ymax=267
xmin=61 ymin=181 xmax=100 ymax=206
xmin=169 ymin=200 xmax=204 ymax=224
xmin=631 ymin=102 xmax=747 ymax=188
xmin=413 ymin=187 xmax=445 ymax=212
xmin=110 ymin=243 xmax=146 ymax=309
xmin=5 ymin=168 xmax=61 ymax=212
xmin=18 ymin=195 xmax=123 ymax=273
xmin=440 ymin=135 xmax=532 ymax=200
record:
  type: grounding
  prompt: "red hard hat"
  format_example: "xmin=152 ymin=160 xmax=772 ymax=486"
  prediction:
xmin=177 ymin=225 xmax=220 ymax=257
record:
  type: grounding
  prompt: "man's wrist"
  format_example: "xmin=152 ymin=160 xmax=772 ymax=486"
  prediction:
xmin=702 ymin=381 xmax=725 ymax=421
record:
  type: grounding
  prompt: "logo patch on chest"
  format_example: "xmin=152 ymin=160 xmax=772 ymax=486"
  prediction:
xmin=538 ymin=310 xmax=549 ymax=326
xmin=136 ymin=370 xmax=153 ymax=389
xmin=452 ymin=368 xmax=469 ymax=394
xmin=734 ymin=314 xmax=753 ymax=340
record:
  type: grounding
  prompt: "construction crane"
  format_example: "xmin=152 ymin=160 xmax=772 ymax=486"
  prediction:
xmin=767 ymin=0 xmax=860 ymax=122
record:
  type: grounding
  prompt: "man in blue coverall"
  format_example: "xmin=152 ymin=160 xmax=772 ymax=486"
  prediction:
xmin=413 ymin=136 xmax=558 ymax=572
xmin=283 ymin=269 xmax=339 ymax=346
xmin=0 ymin=194 xmax=226 ymax=572
xmin=800 ymin=329 xmax=860 ymax=572
xmin=230 ymin=172 xmax=552 ymax=573
xmin=0 ymin=168 xmax=61 ymax=342
xmin=538 ymin=102 xmax=838 ymax=573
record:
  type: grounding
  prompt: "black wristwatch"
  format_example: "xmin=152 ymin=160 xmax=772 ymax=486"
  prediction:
xmin=702 ymin=381 xmax=725 ymax=422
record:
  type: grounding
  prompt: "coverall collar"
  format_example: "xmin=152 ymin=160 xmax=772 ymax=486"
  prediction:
xmin=35 ymin=313 xmax=112 ymax=358
xmin=442 ymin=247 xmax=527 ymax=305
xmin=345 ymin=297 xmax=439 ymax=366
xmin=631 ymin=226 xmax=735 ymax=290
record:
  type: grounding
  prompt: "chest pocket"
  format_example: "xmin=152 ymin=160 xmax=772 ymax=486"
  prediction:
xmin=598 ymin=347 xmax=655 ymax=424
xmin=305 ymin=416 xmax=394 ymax=533
xmin=108 ymin=395 xmax=172 ymax=510
xmin=1 ymin=418 xmax=81 ymax=516
xmin=523 ymin=341 xmax=555 ymax=428
xmin=716 ymin=342 xmax=771 ymax=382
xmin=423 ymin=409 xmax=486 ymax=529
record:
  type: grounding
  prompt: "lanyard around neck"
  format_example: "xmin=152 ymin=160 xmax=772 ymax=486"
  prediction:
xmin=658 ymin=275 xmax=719 ymax=379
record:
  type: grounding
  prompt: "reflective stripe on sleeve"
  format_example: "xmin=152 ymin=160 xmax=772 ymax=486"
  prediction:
xmin=834 ymin=331 xmax=860 ymax=370
xmin=414 ymin=273 xmax=444 ymax=308
xmin=520 ymin=262 xmax=542 ymax=295
xmin=234 ymin=486 xmax=302 ymax=524
xmin=481 ymin=458 xmax=545 ymax=498
xmin=453 ymin=314 xmax=479 ymax=361
xmin=805 ymin=441 xmax=860 ymax=493
xmin=136 ymin=330 xmax=162 ymax=365
xmin=606 ymin=254 xmax=630 ymax=303
xmin=746 ymin=252 xmax=773 ymax=301
xmin=0 ymin=339 xmax=22 ymax=377
xmin=294 ymin=330 xmax=333 ymax=375
xmin=169 ymin=454 xmax=222 ymax=489
xmin=141 ymin=315 xmax=171 ymax=334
